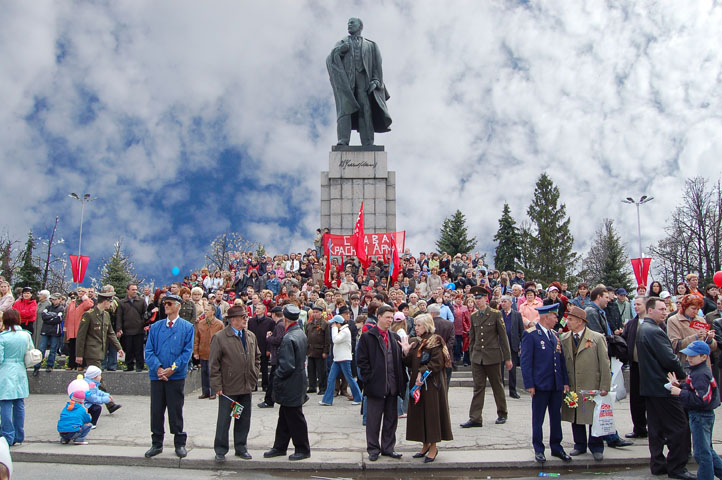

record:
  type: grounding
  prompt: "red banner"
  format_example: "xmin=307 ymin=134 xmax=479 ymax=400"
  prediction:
xmin=324 ymin=231 xmax=405 ymax=260
xmin=352 ymin=202 xmax=368 ymax=269
xmin=69 ymin=255 xmax=90 ymax=283
xmin=630 ymin=257 xmax=652 ymax=287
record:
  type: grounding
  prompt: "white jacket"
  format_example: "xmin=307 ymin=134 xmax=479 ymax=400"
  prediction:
xmin=330 ymin=324 xmax=352 ymax=362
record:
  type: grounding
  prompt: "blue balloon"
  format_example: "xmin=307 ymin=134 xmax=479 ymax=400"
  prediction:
xmin=171 ymin=267 xmax=180 ymax=276
xmin=447 ymin=283 xmax=456 ymax=290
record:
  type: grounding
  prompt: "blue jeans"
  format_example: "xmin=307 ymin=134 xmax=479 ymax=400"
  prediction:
xmin=322 ymin=361 xmax=362 ymax=405
xmin=689 ymin=410 xmax=722 ymax=480
xmin=101 ymin=343 xmax=118 ymax=370
xmin=0 ymin=398 xmax=25 ymax=445
xmin=37 ymin=335 xmax=61 ymax=368
xmin=59 ymin=423 xmax=92 ymax=442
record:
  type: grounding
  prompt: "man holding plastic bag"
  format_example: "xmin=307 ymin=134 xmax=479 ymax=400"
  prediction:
xmin=560 ymin=306 xmax=612 ymax=461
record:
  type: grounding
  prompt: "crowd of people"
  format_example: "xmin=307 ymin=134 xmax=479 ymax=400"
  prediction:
xmin=1 ymin=247 xmax=721 ymax=478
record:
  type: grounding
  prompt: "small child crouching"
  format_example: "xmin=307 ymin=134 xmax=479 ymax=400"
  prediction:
xmin=83 ymin=366 xmax=113 ymax=427
xmin=57 ymin=391 xmax=93 ymax=445
xmin=670 ymin=340 xmax=722 ymax=480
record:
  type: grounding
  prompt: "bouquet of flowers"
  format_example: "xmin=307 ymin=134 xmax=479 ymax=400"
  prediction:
xmin=563 ymin=391 xmax=579 ymax=408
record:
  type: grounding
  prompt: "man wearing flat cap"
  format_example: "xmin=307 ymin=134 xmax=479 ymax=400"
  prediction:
xmin=210 ymin=306 xmax=260 ymax=462
xmin=264 ymin=305 xmax=311 ymax=461
xmin=144 ymin=294 xmax=195 ymax=459
xmin=461 ymin=286 xmax=512 ymax=428
xmin=560 ymin=306 xmax=611 ymax=461
xmin=520 ymin=302 xmax=571 ymax=464
xmin=305 ymin=305 xmax=329 ymax=394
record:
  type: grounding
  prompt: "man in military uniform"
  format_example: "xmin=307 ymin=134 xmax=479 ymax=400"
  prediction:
xmin=76 ymin=291 xmax=124 ymax=414
xmin=520 ymin=303 xmax=571 ymax=464
xmin=76 ymin=291 xmax=124 ymax=368
xmin=461 ymin=286 xmax=513 ymax=428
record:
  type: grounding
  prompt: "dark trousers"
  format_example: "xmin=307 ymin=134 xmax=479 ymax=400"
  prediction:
xmin=571 ymin=422 xmax=604 ymax=453
xmin=469 ymin=362 xmax=508 ymax=422
xmin=150 ymin=379 xmax=186 ymax=448
xmin=122 ymin=333 xmax=145 ymax=370
xmin=645 ymin=396 xmax=691 ymax=475
xmin=501 ymin=351 xmax=519 ymax=394
xmin=307 ymin=357 xmax=326 ymax=391
xmin=97 ymin=378 xmax=117 ymax=411
xmin=272 ymin=405 xmax=310 ymax=455
xmin=88 ymin=404 xmax=102 ymax=425
xmin=454 ymin=335 xmax=464 ymax=362
xmin=629 ymin=362 xmax=647 ymax=434
xmin=532 ymin=390 xmax=563 ymax=455
xmin=200 ymin=360 xmax=211 ymax=396
xmin=214 ymin=393 xmax=251 ymax=455
xmin=67 ymin=338 xmax=78 ymax=369
xmin=264 ymin=365 xmax=277 ymax=406
xmin=365 ymin=395 xmax=398 ymax=455
xmin=260 ymin=354 xmax=269 ymax=390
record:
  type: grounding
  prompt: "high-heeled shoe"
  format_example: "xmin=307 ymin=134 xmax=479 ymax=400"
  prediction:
xmin=424 ymin=449 xmax=438 ymax=463
xmin=413 ymin=446 xmax=430 ymax=459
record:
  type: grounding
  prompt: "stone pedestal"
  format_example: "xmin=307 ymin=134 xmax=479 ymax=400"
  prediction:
xmin=320 ymin=145 xmax=396 ymax=234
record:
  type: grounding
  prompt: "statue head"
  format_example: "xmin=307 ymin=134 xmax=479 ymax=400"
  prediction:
xmin=347 ymin=18 xmax=363 ymax=35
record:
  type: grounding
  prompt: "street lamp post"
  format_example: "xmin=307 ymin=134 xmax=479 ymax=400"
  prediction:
xmin=621 ymin=195 xmax=654 ymax=259
xmin=68 ymin=193 xmax=97 ymax=286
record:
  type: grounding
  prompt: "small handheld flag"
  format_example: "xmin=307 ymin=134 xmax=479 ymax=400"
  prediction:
xmin=221 ymin=393 xmax=245 ymax=419
xmin=409 ymin=370 xmax=432 ymax=404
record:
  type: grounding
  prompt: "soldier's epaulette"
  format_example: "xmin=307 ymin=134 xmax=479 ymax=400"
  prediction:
xmin=526 ymin=326 xmax=537 ymax=333
xmin=489 ymin=307 xmax=500 ymax=313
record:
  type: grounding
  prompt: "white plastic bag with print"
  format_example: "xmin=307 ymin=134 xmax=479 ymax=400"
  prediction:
xmin=591 ymin=394 xmax=616 ymax=437
xmin=610 ymin=357 xmax=626 ymax=401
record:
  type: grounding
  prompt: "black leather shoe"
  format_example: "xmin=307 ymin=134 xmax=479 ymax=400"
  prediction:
xmin=593 ymin=452 xmax=603 ymax=461
xmin=175 ymin=445 xmax=187 ymax=458
xmin=263 ymin=448 xmax=286 ymax=458
xmin=551 ymin=450 xmax=572 ymax=462
xmin=460 ymin=420 xmax=483 ymax=428
xmin=215 ymin=454 xmax=225 ymax=463
xmin=608 ymin=439 xmax=633 ymax=448
xmin=510 ymin=392 xmax=521 ymax=399
xmin=535 ymin=452 xmax=546 ymax=463
xmin=625 ymin=431 xmax=647 ymax=439
xmin=257 ymin=402 xmax=273 ymax=408
xmin=235 ymin=449 xmax=252 ymax=460
xmin=382 ymin=451 xmax=402 ymax=459
xmin=306 ymin=388 xmax=316 ymax=393
xmin=495 ymin=417 xmax=507 ymax=424
xmin=668 ymin=471 xmax=696 ymax=480
xmin=144 ymin=446 xmax=163 ymax=458
xmin=108 ymin=404 xmax=122 ymax=414
xmin=569 ymin=449 xmax=585 ymax=456
xmin=289 ymin=452 xmax=310 ymax=461
xmin=32 ymin=368 xmax=39 ymax=377
xmin=368 ymin=452 xmax=379 ymax=461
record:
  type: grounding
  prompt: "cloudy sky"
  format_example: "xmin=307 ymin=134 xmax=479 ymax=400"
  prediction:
xmin=2 ymin=1 xmax=720 ymax=285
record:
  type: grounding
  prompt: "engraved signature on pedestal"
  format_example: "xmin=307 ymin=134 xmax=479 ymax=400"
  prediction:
xmin=339 ymin=159 xmax=377 ymax=169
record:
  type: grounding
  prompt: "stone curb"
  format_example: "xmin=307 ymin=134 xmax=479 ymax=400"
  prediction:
xmin=11 ymin=442 xmax=653 ymax=472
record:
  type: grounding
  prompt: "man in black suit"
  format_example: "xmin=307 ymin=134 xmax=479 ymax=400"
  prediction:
xmin=621 ymin=296 xmax=648 ymax=439
xmin=499 ymin=295 xmax=524 ymax=399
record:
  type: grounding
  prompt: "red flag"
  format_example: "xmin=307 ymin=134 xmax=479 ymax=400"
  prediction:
xmin=630 ymin=258 xmax=652 ymax=287
xmin=352 ymin=202 xmax=367 ymax=268
xmin=389 ymin=236 xmax=400 ymax=283
xmin=323 ymin=234 xmax=333 ymax=288
xmin=69 ymin=255 xmax=90 ymax=283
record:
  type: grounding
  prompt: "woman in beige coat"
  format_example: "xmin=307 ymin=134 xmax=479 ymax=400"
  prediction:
xmin=667 ymin=294 xmax=716 ymax=367
xmin=560 ymin=306 xmax=611 ymax=461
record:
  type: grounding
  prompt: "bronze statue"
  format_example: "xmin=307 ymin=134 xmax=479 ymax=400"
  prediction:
xmin=327 ymin=18 xmax=392 ymax=146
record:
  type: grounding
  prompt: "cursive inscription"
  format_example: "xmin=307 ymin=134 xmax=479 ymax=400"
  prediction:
xmin=340 ymin=159 xmax=377 ymax=169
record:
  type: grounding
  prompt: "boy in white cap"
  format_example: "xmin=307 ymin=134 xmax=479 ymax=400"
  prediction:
xmin=83 ymin=366 xmax=119 ymax=426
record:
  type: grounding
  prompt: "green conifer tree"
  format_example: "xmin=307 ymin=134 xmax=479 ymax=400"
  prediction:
xmin=525 ymin=173 xmax=577 ymax=284
xmin=14 ymin=231 xmax=42 ymax=292
xmin=100 ymin=241 xmax=140 ymax=299
xmin=435 ymin=210 xmax=477 ymax=256
xmin=493 ymin=203 xmax=521 ymax=272
xmin=583 ymin=219 xmax=632 ymax=290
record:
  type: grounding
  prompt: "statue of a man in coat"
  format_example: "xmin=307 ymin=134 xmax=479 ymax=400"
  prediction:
xmin=327 ymin=18 xmax=392 ymax=146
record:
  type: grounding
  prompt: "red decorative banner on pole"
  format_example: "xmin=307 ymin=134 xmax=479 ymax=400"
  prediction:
xmin=324 ymin=231 xmax=405 ymax=260
xmin=352 ymin=202 xmax=368 ymax=269
xmin=389 ymin=235 xmax=400 ymax=283
xmin=69 ymin=255 xmax=90 ymax=283
xmin=630 ymin=257 xmax=651 ymax=287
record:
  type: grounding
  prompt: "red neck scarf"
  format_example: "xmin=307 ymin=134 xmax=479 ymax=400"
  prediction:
xmin=377 ymin=326 xmax=389 ymax=347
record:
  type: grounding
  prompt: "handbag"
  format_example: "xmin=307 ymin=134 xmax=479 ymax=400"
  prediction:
xmin=24 ymin=331 xmax=42 ymax=368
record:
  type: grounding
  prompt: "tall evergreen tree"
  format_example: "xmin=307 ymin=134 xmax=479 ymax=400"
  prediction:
xmin=583 ymin=219 xmax=632 ymax=290
xmin=100 ymin=241 xmax=140 ymax=298
xmin=14 ymin=231 xmax=42 ymax=292
xmin=0 ymin=238 xmax=14 ymax=284
xmin=436 ymin=210 xmax=477 ymax=256
xmin=525 ymin=173 xmax=577 ymax=284
xmin=493 ymin=203 xmax=521 ymax=271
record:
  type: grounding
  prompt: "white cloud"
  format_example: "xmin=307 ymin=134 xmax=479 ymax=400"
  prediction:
xmin=0 ymin=1 xmax=719 ymax=283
